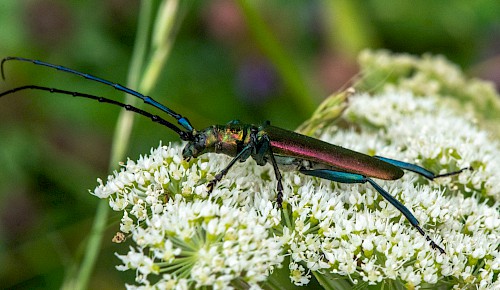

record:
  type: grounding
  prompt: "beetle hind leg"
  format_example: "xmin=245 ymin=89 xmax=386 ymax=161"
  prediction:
xmin=299 ymin=168 xmax=446 ymax=254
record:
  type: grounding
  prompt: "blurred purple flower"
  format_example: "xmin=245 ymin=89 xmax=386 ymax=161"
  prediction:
xmin=236 ymin=58 xmax=279 ymax=104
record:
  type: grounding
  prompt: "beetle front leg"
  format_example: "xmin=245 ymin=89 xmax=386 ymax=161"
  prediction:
xmin=207 ymin=143 xmax=255 ymax=193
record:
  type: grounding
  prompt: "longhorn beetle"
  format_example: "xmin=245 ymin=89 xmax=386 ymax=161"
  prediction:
xmin=0 ymin=56 xmax=471 ymax=254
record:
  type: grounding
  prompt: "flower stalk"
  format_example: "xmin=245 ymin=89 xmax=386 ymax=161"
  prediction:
xmin=63 ymin=1 xmax=181 ymax=289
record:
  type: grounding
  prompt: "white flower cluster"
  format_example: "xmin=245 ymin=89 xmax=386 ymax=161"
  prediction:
xmin=343 ymin=92 xmax=500 ymax=200
xmin=282 ymin=92 xmax=499 ymax=288
xmin=358 ymin=49 xmax=499 ymax=102
xmin=357 ymin=49 xmax=500 ymax=140
xmin=92 ymin=92 xmax=499 ymax=289
xmin=93 ymin=145 xmax=283 ymax=289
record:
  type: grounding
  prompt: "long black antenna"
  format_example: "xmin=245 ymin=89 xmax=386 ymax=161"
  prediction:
xmin=1 ymin=57 xmax=195 ymax=132
xmin=0 ymin=85 xmax=194 ymax=141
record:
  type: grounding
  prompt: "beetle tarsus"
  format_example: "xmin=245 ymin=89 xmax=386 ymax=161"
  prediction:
xmin=415 ymin=225 xmax=446 ymax=254
xmin=206 ymin=180 xmax=216 ymax=194
xmin=207 ymin=172 xmax=224 ymax=194
xmin=276 ymin=192 xmax=283 ymax=208
xmin=434 ymin=166 xmax=473 ymax=179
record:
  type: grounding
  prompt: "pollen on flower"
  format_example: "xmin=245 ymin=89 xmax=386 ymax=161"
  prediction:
xmin=289 ymin=261 xmax=311 ymax=286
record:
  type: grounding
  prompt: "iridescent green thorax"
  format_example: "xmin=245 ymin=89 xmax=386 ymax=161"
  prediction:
xmin=216 ymin=124 xmax=253 ymax=156
xmin=182 ymin=124 xmax=253 ymax=159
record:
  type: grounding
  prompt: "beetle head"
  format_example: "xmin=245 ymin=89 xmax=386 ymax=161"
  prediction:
xmin=182 ymin=127 xmax=218 ymax=160
xmin=182 ymin=133 xmax=206 ymax=160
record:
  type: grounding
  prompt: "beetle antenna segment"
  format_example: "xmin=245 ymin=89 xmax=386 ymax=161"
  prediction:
xmin=0 ymin=85 xmax=194 ymax=141
xmin=1 ymin=57 xmax=195 ymax=133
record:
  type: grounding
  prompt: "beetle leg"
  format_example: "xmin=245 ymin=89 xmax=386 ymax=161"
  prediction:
xmin=268 ymin=151 xmax=284 ymax=207
xmin=374 ymin=156 xmax=472 ymax=180
xmin=253 ymin=137 xmax=269 ymax=166
xmin=299 ymin=168 xmax=446 ymax=254
xmin=252 ymin=134 xmax=284 ymax=206
xmin=262 ymin=135 xmax=284 ymax=207
xmin=207 ymin=143 xmax=255 ymax=193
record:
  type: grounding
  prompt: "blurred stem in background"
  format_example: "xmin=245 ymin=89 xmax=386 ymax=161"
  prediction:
xmin=236 ymin=0 xmax=316 ymax=118
xmin=321 ymin=0 xmax=377 ymax=57
xmin=61 ymin=0 xmax=180 ymax=288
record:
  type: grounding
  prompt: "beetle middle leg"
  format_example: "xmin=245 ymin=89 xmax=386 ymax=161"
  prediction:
xmin=253 ymin=135 xmax=284 ymax=207
xmin=299 ymin=168 xmax=446 ymax=254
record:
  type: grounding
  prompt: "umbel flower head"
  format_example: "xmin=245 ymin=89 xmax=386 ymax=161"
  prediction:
xmin=92 ymin=54 xmax=500 ymax=289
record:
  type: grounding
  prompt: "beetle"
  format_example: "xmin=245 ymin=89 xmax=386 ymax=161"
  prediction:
xmin=0 ymin=56 xmax=471 ymax=254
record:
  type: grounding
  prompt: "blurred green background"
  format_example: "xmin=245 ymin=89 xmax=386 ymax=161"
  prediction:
xmin=0 ymin=0 xmax=499 ymax=288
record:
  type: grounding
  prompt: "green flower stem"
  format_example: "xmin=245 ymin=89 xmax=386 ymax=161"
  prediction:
xmin=236 ymin=0 xmax=316 ymax=118
xmin=140 ymin=0 xmax=178 ymax=94
xmin=110 ymin=0 xmax=154 ymax=163
xmin=62 ymin=1 xmax=168 ymax=289
xmin=321 ymin=0 xmax=376 ymax=56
